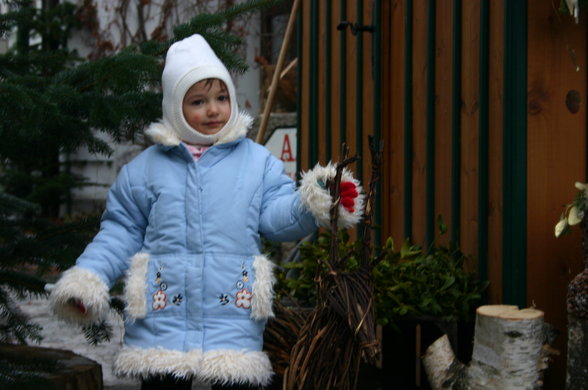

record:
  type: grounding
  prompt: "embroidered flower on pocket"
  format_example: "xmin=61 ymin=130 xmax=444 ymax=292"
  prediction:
xmin=219 ymin=293 xmax=230 ymax=305
xmin=172 ymin=294 xmax=183 ymax=305
xmin=155 ymin=267 xmax=163 ymax=285
xmin=152 ymin=290 xmax=167 ymax=311
xmin=235 ymin=288 xmax=252 ymax=309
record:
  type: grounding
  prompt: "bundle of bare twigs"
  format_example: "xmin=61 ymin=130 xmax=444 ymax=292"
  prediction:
xmin=273 ymin=138 xmax=382 ymax=390
xmin=263 ymin=301 xmax=310 ymax=380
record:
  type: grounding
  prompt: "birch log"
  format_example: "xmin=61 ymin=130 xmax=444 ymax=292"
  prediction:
xmin=422 ymin=334 xmax=466 ymax=389
xmin=423 ymin=305 xmax=550 ymax=390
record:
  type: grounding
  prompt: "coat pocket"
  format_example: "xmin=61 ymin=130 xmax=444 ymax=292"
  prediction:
xmin=203 ymin=254 xmax=276 ymax=321
xmin=123 ymin=252 xmax=150 ymax=321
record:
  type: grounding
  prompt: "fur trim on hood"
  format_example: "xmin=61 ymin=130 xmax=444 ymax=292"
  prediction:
xmin=144 ymin=111 xmax=253 ymax=147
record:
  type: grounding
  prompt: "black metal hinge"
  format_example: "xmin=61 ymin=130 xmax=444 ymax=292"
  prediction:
xmin=337 ymin=21 xmax=374 ymax=35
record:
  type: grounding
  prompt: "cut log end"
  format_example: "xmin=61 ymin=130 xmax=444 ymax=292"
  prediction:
xmin=477 ymin=304 xmax=544 ymax=321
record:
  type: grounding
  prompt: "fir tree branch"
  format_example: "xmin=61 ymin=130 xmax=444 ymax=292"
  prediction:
xmin=0 ymin=287 xmax=43 ymax=344
xmin=82 ymin=320 xmax=113 ymax=346
xmin=0 ymin=192 xmax=39 ymax=215
xmin=0 ymin=270 xmax=47 ymax=298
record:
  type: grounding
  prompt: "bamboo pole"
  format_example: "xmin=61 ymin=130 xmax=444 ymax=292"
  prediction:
xmin=255 ymin=0 xmax=300 ymax=144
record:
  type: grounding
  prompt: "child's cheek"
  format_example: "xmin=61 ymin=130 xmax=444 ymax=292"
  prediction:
xmin=185 ymin=110 xmax=202 ymax=129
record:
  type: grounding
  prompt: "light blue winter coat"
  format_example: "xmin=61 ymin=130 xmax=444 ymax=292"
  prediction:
xmin=52 ymin=114 xmax=322 ymax=386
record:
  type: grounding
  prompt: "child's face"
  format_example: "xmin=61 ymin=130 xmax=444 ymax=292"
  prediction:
xmin=182 ymin=79 xmax=231 ymax=135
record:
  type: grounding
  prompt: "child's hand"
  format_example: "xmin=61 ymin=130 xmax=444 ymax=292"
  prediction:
xmin=67 ymin=298 xmax=87 ymax=314
xmin=340 ymin=181 xmax=359 ymax=213
xmin=301 ymin=163 xmax=364 ymax=228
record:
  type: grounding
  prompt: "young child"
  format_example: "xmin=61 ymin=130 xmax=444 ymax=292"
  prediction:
xmin=50 ymin=34 xmax=364 ymax=390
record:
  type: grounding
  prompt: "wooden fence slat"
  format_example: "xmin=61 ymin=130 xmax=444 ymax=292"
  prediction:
xmin=318 ymin=0 xmax=327 ymax=165
xmin=345 ymin=0 xmax=358 ymax=163
xmin=361 ymin=0 xmax=374 ymax=184
xmin=386 ymin=0 xmax=407 ymax=245
xmin=459 ymin=0 xmax=481 ymax=264
xmin=487 ymin=0 xmax=504 ymax=305
xmin=411 ymin=0 xmax=428 ymax=245
xmin=300 ymin=0 xmax=310 ymax=171
xmin=434 ymin=0 xmax=454 ymax=247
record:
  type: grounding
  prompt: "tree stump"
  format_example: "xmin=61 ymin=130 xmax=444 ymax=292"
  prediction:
xmin=0 ymin=343 xmax=103 ymax=390
xmin=468 ymin=305 xmax=545 ymax=389
xmin=423 ymin=305 xmax=553 ymax=390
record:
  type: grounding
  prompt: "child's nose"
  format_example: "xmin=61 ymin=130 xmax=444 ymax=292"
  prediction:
xmin=207 ymin=102 xmax=219 ymax=115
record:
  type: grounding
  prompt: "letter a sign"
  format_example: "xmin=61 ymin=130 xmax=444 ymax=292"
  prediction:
xmin=264 ymin=127 xmax=297 ymax=180
xmin=280 ymin=134 xmax=295 ymax=162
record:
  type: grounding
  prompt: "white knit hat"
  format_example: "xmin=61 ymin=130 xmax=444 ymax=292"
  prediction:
xmin=161 ymin=34 xmax=238 ymax=145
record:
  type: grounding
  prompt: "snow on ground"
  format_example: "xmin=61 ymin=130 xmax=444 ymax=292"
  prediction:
xmin=17 ymin=296 xmax=209 ymax=390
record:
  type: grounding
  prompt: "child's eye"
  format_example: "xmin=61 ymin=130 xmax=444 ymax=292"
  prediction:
xmin=190 ymin=99 xmax=204 ymax=106
xmin=218 ymin=95 xmax=229 ymax=102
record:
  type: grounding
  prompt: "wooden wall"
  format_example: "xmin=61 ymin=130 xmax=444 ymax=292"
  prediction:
xmin=297 ymin=1 xmax=587 ymax=388
xmin=527 ymin=1 xmax=587 ymax=387
xmin=378 ymin=0 xmax=509 ymax=303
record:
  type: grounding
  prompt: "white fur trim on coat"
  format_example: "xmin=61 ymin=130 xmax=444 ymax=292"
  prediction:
xmin=299 ymin=162 xmax=365 ymax=229
xmin=50 ymin=267 xmax=110 ymax=325
xmin=143 ymin=119 xmax=179 ymax=146
xmin=123 ymin=252 xmax=150 ymax=321
xmin=144 ymin=112 xmax=253 ymax=147
xmin=114 ymin=346 xmax=273 ymax=386
xmin=251 ymin=255 xmax=276 ymax=320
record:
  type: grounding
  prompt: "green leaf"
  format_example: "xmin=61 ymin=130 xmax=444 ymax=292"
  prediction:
xmin=440 ymin=276 xmax=456 ymax=291
xmin=437 ymin=215 xmax=448 ymax=235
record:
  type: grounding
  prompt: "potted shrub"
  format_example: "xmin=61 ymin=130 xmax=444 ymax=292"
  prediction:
xmin=269 ymin=220 xmax=488 ymax=389
xmin=373 ymin=229 xmax=487 ymax=389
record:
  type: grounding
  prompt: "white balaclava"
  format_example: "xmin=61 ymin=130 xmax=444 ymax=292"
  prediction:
xmin=161 ymin=34 xmax=238 ymax=145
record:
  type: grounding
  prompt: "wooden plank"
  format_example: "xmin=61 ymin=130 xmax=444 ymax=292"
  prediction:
xmin=318 ymin=0 xmax=327 ymax=165
xmin=382 ymin=0 xmax=407 ymax=245
xmin=380 ymin=0 xmax=391 ymax=240
xmin=411 ymin=0 xmax=428 ymax=245
xmin=343 ymin=0 xmax=358 ymax=162
xmin=459 ymin=0 xmax=480 ymax=263
xmin=300 ymin=0 xmax=311 ymax=171
xmin=330 ymin=1 xmax=342 ymax=161
xmin=526 ymin=4 xmax=587 ymax=389
xmin=382 ymin=0 xmax=407 ymax=239
xmin=361 ymin=0 xmax=374 ymax=184
xmin=391 ymin=0 xmax=407 ymax=244
xmin=487 ymin=0 xmax=504 ymax=304
xmin=434 ymin=0 xmax=454 ymax=245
